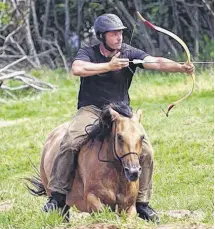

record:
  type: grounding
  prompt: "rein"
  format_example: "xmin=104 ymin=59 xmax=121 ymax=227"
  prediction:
xmin=98 ymin=121 xmax=139 ymax=163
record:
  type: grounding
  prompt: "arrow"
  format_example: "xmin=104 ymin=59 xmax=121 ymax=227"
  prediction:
xmin=129 ymin=59 xmax=214 ymax=65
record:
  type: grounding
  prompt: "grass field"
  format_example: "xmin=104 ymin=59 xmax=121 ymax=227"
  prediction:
xmin=0 ymin=68 xmax=213 ymax=229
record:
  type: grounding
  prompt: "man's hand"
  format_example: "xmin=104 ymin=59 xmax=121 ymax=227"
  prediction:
xmin=108 ymin=52 xmax=129 ymax=71
xmin=182 ymin=62 xmax=195 ymax=75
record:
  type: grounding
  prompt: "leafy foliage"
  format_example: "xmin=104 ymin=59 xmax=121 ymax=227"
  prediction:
xmin=0 ymin=0 xmax=214 ymax=68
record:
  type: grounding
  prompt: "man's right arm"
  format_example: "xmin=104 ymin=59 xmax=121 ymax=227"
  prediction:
xmin=71 ymin=52 xmax=129 ymax=77
xmin=72 ymin=60 xmax=111 ymax=77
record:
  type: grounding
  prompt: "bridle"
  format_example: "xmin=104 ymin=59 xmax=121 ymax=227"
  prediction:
xmin=98 ymin=121 xmax=139 ymax=164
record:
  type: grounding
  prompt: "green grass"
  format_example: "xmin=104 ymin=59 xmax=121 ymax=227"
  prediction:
xmin=0 ymin=68 xmax=213 ymax=228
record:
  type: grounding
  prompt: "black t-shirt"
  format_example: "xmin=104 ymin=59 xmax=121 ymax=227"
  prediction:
xmin=73 ymin=43 xmax=149 ymax=109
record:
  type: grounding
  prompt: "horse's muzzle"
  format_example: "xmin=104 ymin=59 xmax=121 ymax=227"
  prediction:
xmin=124 ymin=166 xmax=142 ymax=182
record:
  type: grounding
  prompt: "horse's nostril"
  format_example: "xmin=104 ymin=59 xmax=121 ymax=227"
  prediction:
xmin=139 ymin=167 xmax=142 ymax=172
xmin=131 ymin=171 xmax=138 ymax=177
xmin=124 ymin=167 xmax=130 ymax=173
xmin=124 ymin=167 xmax=140 ymax=176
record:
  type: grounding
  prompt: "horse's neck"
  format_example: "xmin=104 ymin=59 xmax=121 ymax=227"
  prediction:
xmin=102 ymin=137 xmax=115 ymax=161
xmin=101 ymin=137 xmax=124 ymax=173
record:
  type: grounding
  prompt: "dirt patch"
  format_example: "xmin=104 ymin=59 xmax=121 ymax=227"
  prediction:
xmin=0 ymin=118 xmax=29 ymax=127
xmin=155 ymin=223 xmax=212 ymax=229
xmin=53 ymin=210 xmax=212 ymax=229
xmin=0 ymin=200 xmax=13 ymax=212
xmin=74 ymin=224 xmax=119 ymax=229
xmin=56 ymin=223 xmax=212 ymax=229
xmin=159 ymin=209 xmax=205 ymax=221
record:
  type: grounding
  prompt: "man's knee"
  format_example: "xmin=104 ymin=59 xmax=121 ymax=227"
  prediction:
xmin=60 ymin=132 xmax=82 ymax=153
xmin=140 ymin=154 xmax=153 ymax=168
xmin=140 ymin=145 xmax=153 ymax=167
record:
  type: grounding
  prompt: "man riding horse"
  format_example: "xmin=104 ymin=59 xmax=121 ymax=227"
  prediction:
xmin=43 ymin=14 xmax=194 ymax=222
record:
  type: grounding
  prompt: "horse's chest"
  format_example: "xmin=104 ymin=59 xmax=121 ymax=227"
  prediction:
xmin=115 ymin=183 xmax=138 ymax=207
xmin=86 ymin=168 xmax=139 ymax=211
xmin=99 ymin=181 xmax=138 ymax=209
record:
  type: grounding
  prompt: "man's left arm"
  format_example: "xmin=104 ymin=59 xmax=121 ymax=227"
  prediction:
xmin=143 ymin=56 xmax=194 ymax=74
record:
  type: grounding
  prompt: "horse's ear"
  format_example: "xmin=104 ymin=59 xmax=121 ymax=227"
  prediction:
xmin=109 ymin=108 xmax=120 ymax=121
xmin=135 ymin=109 xmax=142 ymax=122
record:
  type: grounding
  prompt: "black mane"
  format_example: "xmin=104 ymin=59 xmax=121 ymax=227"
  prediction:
xmin=79 ymin=102 xmax=133 ymax=145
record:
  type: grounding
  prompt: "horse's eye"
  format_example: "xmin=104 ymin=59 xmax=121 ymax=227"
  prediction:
xmin=117 ymin=133 xmax=124 ymax=142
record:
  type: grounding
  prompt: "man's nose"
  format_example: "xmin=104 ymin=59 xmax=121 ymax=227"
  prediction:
xmin=117 ymin=36 xmax=122 ymax=41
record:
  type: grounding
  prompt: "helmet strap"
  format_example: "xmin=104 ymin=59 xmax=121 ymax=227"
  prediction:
xmin=103 ymin=41 xmax=116 ymax=52
xmin=102 ymin=33 xmax=116 ymax=52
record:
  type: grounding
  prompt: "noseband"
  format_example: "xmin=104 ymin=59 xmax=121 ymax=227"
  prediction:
xmin=98 ymin=122 xmax=139 ymax=163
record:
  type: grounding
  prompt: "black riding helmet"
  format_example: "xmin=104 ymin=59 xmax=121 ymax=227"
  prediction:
xmin=94 ymin=14 xmax=127 ymax=51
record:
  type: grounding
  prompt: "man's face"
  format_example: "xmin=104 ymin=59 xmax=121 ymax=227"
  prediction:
xmin=105 ymin=30 xmax=123 ymax=50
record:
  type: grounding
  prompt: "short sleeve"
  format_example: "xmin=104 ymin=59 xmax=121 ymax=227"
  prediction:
xmin=121 ymin=44 xmax=150 ymax=69
xmin=129 ymin=47 xmax=149 ymax=61
xmin=73 ymin=46 xmax=92 ymax=62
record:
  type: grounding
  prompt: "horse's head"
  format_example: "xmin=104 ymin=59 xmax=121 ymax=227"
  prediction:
xmin=109 ymin=106 xmax=144 ymax=182
xmin=84 ymin=102 xmax=144 ymax=182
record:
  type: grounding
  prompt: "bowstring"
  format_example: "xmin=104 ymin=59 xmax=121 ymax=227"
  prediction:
xmin=127 ymin=15 xmax=168 ymax=116
xmin=127 ymin=21 xmax=136 ymax=75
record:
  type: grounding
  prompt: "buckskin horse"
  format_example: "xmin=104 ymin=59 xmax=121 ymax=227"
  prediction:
xmin=27 ymin=103 xmax=145 ymax=217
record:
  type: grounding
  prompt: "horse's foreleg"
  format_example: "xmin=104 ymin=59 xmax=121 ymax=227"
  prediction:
xmin=126 ymin=204 xmax=137 ymax=218
xmin=86 ymin=192 xmax=104 ymax=212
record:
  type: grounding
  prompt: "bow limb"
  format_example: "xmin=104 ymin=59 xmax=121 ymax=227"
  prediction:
xmin=136 ymin=11 xmax=195 ymax=116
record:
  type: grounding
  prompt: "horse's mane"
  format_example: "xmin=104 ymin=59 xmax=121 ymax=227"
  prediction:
xmin=78 ymin=102 xmax=133 ymax=145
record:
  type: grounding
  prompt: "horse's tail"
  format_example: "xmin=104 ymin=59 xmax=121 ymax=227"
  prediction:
xmin=24 ymin=176 xmax=46 ymax=196
xmin=24 ymin=156 xmax=47 ymax=196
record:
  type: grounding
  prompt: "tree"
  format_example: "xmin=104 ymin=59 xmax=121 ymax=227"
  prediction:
xmin=0 ymin=0 xmax=213 ymax=69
